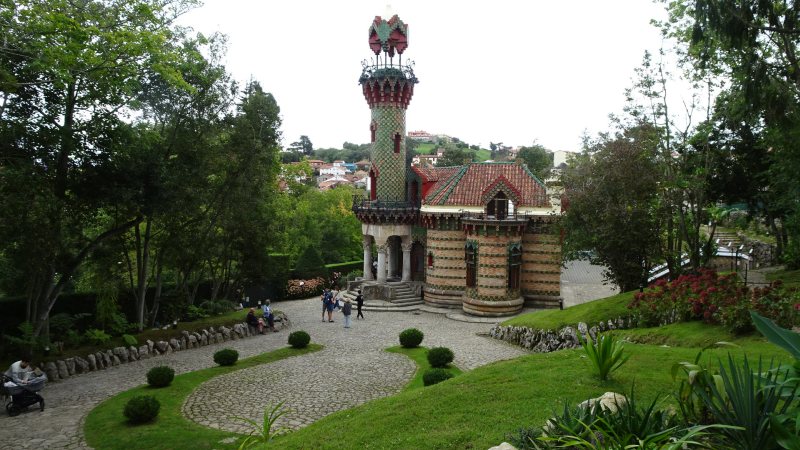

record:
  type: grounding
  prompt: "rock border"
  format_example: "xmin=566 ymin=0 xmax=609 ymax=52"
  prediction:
xmin=39 ymin=312 xmax=290 ymax=382
xmin=488 ymin=315 xmax=634 ymax=352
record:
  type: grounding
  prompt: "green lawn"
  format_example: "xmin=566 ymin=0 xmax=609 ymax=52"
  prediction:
xmin=82 ymin=287 xmax=795 ymax=449
xmin=501 ymin=291 xmax=634 ymax=330
xmin=386 ymin=346 xmax=462 ymax=389
xmin=84 ymin=344 xmax=322 ymax=450
xmin=415 ymin=142 xmax=436 ymax=154
xmin=474 ymin=148 xmax=491 ymax=161
xmin=767 ymin=268 xmax=800 ymax=288
xmin=271 ymin=330 xmax=790 ymax=449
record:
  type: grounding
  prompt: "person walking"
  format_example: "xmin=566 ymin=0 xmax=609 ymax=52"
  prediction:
xmin=342 ymin=298 xmax=353 ymax=328
xmin=355 ymin=289 xmax=364 ymax=319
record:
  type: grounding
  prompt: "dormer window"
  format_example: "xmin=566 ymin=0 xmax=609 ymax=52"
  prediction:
xmin=487 ymin=191 xmax=509 ymax=219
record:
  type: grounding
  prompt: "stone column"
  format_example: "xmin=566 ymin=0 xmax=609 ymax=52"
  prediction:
xmin=387 ymin=238 xmax=397 ymax=279
xmin=362 ymin=236 xmax=374 ymax=281
xmin=376 ymin=244 xmax=387 ymax=284
xmin=401 ymin=240 xmax=412 ymax=282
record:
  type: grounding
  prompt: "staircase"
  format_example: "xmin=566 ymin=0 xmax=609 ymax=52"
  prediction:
xmin=342 ymin=281 xmax=423 ymax=312
xmin=714 ymin=230 xmax=744 ymax=251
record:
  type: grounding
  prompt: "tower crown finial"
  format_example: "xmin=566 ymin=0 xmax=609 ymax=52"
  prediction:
xmin=369 ymin=14 xmax=408 ymax=57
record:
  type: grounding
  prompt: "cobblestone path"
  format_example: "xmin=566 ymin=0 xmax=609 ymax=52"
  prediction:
xmin=1 ymin=297 xmax=526 ymax=449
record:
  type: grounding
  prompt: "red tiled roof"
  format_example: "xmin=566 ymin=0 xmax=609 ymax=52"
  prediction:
xmin=412 ymin=165 xmax=460 ymax=183
xmin=424 ymin=162 xmax=548 ymax=207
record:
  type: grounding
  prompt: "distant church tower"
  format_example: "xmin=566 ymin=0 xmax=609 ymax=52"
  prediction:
xmin=354 ymin=14 xmax=419 ymax=286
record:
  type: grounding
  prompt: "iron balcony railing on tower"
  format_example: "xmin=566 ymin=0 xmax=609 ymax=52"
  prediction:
xmin=351 ymin=194 xmax=418 ymax=212
xmin=359 ymin=59 xmax=418 ymax=84
xmin=351 ymin=194 xmax=419 ymax=225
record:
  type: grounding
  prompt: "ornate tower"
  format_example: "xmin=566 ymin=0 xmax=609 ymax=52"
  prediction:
xmin=353 ymin=14 xmax=420 ymax=289
xmin=359 ymin=15 xmax=417 ymax=201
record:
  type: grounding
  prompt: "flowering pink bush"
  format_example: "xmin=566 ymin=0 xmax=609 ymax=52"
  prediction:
xmin=628 ymin=269 xmax=798 ymax=334
xmin=285 ymin=277 xmax=326 ymax=300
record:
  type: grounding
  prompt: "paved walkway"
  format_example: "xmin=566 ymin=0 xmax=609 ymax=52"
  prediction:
xmin=1 ymin=298 xmax=526 ymax=449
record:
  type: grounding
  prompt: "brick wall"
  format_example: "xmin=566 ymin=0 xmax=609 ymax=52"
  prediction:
xmin=423 ymin=229 xmax=466 ymax=308
xmin=521 ymin=231 xmax=562 ymax=308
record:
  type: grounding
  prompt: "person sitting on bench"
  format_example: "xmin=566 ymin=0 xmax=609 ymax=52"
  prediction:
xmin=261 ymin=300 xmax=278 ymax=332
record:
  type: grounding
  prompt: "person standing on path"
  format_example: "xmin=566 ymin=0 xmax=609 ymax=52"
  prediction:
xmin=356 ymin=289 xmax=364 ymax=319
xmin=342 ymin=298 xmax=353 ymax=328
xmin=326 ymin=290 xmax=336 ymax=322
xmin=321 ymin=289 xmax=331 ymax=322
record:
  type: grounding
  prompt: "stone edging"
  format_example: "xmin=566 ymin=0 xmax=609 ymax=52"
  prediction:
xmin=39 ymin=312 xmax=290 ymax=382
xmin=488 ymin=315 xmax=635 ymax=352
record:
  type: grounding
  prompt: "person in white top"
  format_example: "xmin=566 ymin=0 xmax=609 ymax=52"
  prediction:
xmin=5 ymin=358 xmax=33 ymax=387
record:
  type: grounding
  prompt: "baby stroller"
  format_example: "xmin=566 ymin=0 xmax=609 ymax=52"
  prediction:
xmin=2 ymin=373 xmax=46 ymax=417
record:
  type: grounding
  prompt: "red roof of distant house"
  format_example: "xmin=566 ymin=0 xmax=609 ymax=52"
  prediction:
xmin=424 ymin=162 xmax=548 ymax=207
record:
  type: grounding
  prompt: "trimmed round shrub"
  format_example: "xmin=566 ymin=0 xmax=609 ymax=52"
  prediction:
xmin=146 ymin=365 xmax=175 ymax=388
xmin=213 ymin=348 xmax=239 ymax=366
xmin=399 ymin=328 xmax=424 ymax=348
xmin=123 ymin=395 xmax=160 ymax=424
xmin=427 ymin=347 xmax=454 ymax=368
xmin=422 ymin=368 xmax=453 ymax=386
xmin=288 ymin=331 xmax=310 ymax=349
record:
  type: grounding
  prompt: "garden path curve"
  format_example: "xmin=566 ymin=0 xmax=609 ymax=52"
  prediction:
xmin=1 ymin=297 xmax=526 ymax=449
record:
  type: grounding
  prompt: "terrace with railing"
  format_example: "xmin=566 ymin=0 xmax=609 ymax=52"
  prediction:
xmin=351 ymin=195 xmax=419 ymax=224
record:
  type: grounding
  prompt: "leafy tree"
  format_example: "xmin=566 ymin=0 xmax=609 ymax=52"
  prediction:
xmin=663 ymin=0 xmax=800 ymax=267
xmin=294 ymin=246 xmax=326 ymax=279
xmin=561 ymin=124 xmax=664 ymax=291
xmin=0 ymin=0 xmax=198 ymax=337
xmin=281 ymin=160 xmax=315 ymax=196
xmin=435 ymin=145 xmax=473 ymax=167
xmin=516 ymin=144 xmax=554 ymax=181
xmin=270 ymin=187 xmax=362 ymax=265
xmin=289 ymin=135 xmax=313 ymax=155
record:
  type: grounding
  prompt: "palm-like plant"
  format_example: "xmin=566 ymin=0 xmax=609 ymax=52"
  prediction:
xmin=580 ymin=334 xmax=631 ymax=381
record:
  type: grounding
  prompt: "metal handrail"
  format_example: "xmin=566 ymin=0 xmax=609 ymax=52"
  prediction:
xmin=359 ymin=59 xmax=418 ymax=84
xmin=460 ymin=211 xmax=536 ymax=221
xmin=351 ymin=194 xmax=417 ymax=211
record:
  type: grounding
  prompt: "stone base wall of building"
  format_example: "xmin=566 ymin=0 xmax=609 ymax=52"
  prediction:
xmin=463 ymin=294 xmax=524 ymax=317
xmin=464 ymin=230 xmax=523 ymax=316
xmin=521 ymin=231 xmax=561 ymax=308
xmin=423 ymin=229 xmax=466 ymax=308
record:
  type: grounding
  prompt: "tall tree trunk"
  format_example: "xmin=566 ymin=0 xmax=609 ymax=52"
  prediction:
xmin=32 ymin=216 xmax=142 ymax=337
xmin=148 ymin=252 xmax=163 ymax=327
xmin=135 ymin=218 xmax=153 ymax=331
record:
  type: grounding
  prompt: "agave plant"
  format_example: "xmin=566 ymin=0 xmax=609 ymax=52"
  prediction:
xmin=579 ymin=333 xmax=631 ymax=381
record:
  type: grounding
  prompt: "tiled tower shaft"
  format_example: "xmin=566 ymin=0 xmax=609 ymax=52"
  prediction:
xmin=362 ymin=76 xmax=415 ymax=201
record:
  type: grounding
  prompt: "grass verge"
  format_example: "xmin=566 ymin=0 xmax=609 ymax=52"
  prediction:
xmin=767 ymin=268 xmax=800 ymax=288
xmin=270 ymin=328 xmax=790 ymax=449
xmin=502 ymin=291 xmax=634 ymax=330
xmin=386 ymin=346 xmax=463 ymax=390
xmin=84 ymin=344 xmax=322 ymax=450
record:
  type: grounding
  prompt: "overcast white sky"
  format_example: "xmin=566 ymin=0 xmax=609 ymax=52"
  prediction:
xmin=179 ymin=1 xmax=673 ymax=152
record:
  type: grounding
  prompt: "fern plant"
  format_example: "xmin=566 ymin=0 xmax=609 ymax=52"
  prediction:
xmin=579 ymin=334 xmax=630 ymax=381
xmin=234 ymin=401 xmax=291 ymax=449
